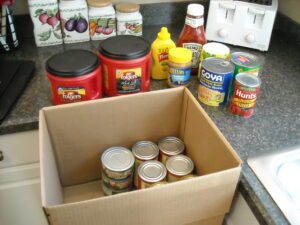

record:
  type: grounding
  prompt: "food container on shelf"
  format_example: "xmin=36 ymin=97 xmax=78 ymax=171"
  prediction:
xmin=46 ymin=49 xmax=102 ymax=105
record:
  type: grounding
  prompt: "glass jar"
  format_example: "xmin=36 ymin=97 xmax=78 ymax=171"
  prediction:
xmin=115 ymin=2 xmax=142 ymax=36
xmin=87 ymin=0 xmax=116 ymax=40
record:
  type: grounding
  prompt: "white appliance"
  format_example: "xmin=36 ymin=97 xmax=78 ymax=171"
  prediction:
xmin=205 ymin=0 xmax=278 ymax=51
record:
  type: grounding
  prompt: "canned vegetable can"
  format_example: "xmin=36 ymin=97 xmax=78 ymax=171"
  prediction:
xmin=229 ymin=73 xmax=261 ymax=117
xmin=102 ymin=172 xmax=132 ymax=190
xmin=158 ymin=136 xmax=185 ymax=164
xmin=166 ymin=155 xmax=194 ymax=182
xmin=102 ymin=181 xmax=131 ymax=196
xmin=198 ymin=57 xmax=235 ymax=106
xmin=101 ymin=146 xmax=135 ymax=179
xmin=137 ymin=160 xmax=167 ymax=189
xmin=132 ymin=141 xmax=159 ymax=188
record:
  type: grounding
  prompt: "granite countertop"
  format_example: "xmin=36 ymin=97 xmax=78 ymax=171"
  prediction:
xmin=1 ymin=5 xmax=300 ymax=224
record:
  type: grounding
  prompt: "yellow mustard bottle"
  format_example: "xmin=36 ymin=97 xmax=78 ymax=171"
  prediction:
xmin=151 ymin=27 xmax=176 ymax=80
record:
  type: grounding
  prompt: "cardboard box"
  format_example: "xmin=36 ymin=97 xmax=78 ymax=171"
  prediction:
xmin=39 ymin=87 xmax=242 ymax=225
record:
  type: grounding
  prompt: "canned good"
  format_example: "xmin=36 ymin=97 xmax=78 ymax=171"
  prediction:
xmin=132 ymin=141 xmax=159 ymax=187
xmin=198 ymin=42 xmax=230 ymax=79
xmin=166 ymin=155 xmax=194 ymax=182
xmin=179 ymin=174 xmax=198 ymax=181
xmin=150 ymin=181 xmax=168 ymax=187
xmin=158 ymin=136 xmax=185 ymax=164
xmin=229 ymin=73 xmax=261 ymax=117
xmin=198 ymin=57 xmax=235 ymax=106
xmin=137 ymin=160 xmax=167 ymax=189
xmin=102 ymin=172 xmax=132 ymax=190
xmin=101 ymin=146 xmax=135 ymax=179
xmin=101 ymin=181 xmax=131 ymax=196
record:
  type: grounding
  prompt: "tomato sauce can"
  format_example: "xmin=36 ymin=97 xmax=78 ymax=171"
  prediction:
xmin=158 ymin=136 xmax=185 ymax=164
xmin=46 ymin=49 xmax=102 ymax=105
xmin=166 ymin=155 xmax=194 ymax=182
xmin=198 ymin=57 xmax=234 ymax=106
xmin=132 ymin=141 xmax=159 ymax=188
xmin=137 ymin=160 xmax=167 ymax=189
xmin=229 ymin=73 xmax=261 ymax=117
xmin=98 ymin=35 xmax=151 ymax=96
xmin=101 ymin=146 xmax=135 ymax=180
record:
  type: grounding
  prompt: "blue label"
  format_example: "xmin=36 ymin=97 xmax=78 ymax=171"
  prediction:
xmin=198 ymin=68 xmax=233 ymax=106
xmin=169 ymin=66 xmax=191 ymax=86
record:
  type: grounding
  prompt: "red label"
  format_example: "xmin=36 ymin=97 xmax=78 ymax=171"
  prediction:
xmin=159 ymin=52 xmax=168 ymax=62
xmin=58 ymin=87 xmax=86 ymax=103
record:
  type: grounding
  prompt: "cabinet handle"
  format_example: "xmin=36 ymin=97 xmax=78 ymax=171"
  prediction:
xmin=0 ymin=151 xmax=3 ymax=161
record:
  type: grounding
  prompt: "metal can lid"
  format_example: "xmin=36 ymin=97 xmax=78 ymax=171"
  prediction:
xmin=202 ymin=57 xmax=235 ymax=74
xmin=231 ymin=52 xmax=262 ymax=68
xmin=138 ymin=160 xmax=167 ymax=183
xmin=235 ymin=73 xmax=261 ymax=88
xmin=202 ymin=42 xmax=230 ymax=56
xmin=166 ymin=155 xmax=194 ymax=176
xmin=158 ymin=136 xmax=185 ymax=156
xmin=101 ymin=146 xmax=134 ymax=172
xmin=132 ymin=141 xmax=159 ymax=160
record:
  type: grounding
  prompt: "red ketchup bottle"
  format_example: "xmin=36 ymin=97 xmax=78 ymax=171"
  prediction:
xmin=177 ymin=4 xmax=207 ymax=75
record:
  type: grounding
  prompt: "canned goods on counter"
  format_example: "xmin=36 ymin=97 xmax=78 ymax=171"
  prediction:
xmin=198 ymin=42 xmax=230 ymax=79
xmin=132 ymin=141 xmax=159 ymax=187
xmin=166 ymin=155 xmax=194 ymax=182
xmin=102 ymin=172 xmax=132 ymax=190
xmin=231 ymin=52 xmax=262 ymax=75
xmin=101 ymin=146 xmax=135 ymax=179
xmin=229 ymin=73 xmax=261 ymax=117
xmin=198 ymin=57 xmax=234 ymax=106
xmin=137 ymin=160 xmax=167 ymax=189
xmin=158 ymin=136 xmax=185 ymax=164
xmin=102 ymin=181 xmax=131 ymax=196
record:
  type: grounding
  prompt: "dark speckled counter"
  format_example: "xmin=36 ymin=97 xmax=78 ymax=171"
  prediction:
xmin=1 ymin=4 xmax=300 ymax=224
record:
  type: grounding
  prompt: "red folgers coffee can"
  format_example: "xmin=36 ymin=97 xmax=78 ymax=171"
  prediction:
xmin=98 ymin=35 xmax=151 ymax=97
xmin=46 ymin=49 xmax=102 ymax=105
xmin=229 ymin=73 xmax=261 ymax=117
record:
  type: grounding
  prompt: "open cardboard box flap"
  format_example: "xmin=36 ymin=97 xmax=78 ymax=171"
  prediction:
xmin=39 ymin=87 xmax=242 ymax=225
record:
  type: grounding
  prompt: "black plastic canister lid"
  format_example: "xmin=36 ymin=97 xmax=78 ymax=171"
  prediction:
xmin=98 ymin=36 xmax=150 ymax=60
xmin=46 ymin=49 xmax=100 ymax=77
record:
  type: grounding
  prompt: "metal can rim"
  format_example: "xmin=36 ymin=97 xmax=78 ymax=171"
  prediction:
xmin=158 ymin=136 xmax=185 ymax=156
xmin=138 ymin=160 xmax=167 ymax=183
xmin=231 ymin=52 xmax=262 ymax=68
xmin=202 ymin=57 xmax=235 ymax=74
xmin=166 ymin=155 xmax=194 ymax=176
xmin=132 ymin=141 xmax=159 ymax=160
xmin=235 ymin=73 xmax=261 ymax=88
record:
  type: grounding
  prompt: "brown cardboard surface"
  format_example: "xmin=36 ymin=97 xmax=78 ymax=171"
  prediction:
xmin=40 ymin=87 xmax=242 ymax=225
xmin=184 ymin=215 xmax=225 ymax=225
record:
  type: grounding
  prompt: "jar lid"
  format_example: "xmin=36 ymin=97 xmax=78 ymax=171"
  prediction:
xmin=132 ymin=141 xmax=159 ymax=161
xmin=166 ymin=155 xmax=194 ymax=176
xmin=168 ymin=48 xmax=192 ymax=64
xmin=138 ymin=160 xmax=167 ymax=183
xmin=99 ymin=36 xmax=150 ymax=60
xmin=187 ymin=4 xmax=204 ymax=17
xmin=46 ymin=49 xmax=100 ymax=77
xmin=158 ymin=136 xmax=185 ymax=156
xmin=87 ymin=0 xmax=112 ymax=7
xmin=101 ymin=146 xmax=135 ymax=172
xmin=116 ymin=2 xmax=140 ymax=13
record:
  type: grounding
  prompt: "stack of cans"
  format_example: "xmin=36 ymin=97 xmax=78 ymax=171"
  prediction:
xmin=101 ymin=146 xmax=134 ymax=196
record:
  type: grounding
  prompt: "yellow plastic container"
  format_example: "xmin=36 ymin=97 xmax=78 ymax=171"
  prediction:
xmin=151 ymin=27 xmax=176 ymax=80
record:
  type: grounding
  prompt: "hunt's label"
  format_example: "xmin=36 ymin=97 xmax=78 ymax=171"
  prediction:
xmin=116 ymin=68 xmax=142 ymax=93
xmin=57 ymin=86 xmax=86 ymax=103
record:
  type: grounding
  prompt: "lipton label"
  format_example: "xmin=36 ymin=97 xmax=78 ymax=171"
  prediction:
xmin=57 ymin=86 xmax=86 ymax=103
xmin=116 ymin=68 xmax=142 ymax=93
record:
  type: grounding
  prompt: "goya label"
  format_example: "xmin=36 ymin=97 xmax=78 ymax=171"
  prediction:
xmin=57 ymin=86 xmax=86 ymax=103
xmin=168 ymin=66 xmax=191 ymax=86
xmin=116 ymin=68 xmax=142 ymax=93
xmin=229 ymin=83 xmax=260 ymax=117
xmin=198 ymin=68 xmax=233 ymax=106
xmin=183 ymin=43 xmax=202 ymax=68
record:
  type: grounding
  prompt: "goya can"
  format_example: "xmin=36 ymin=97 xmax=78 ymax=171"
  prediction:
xmin=158 ymin=136 xmax=185 ymax=164
xmin=132 ymin=141 xmax=159 ymax=188
xmin=101 ymin=146 xmax=135 ymax=179
xmin=102 ymin=172 xmax=132 ymax=190
xmin=137 ymin=160 xmax=167 ymax=189
xmin=198 ymin=57 xmax=234 ymax=106
xmin=198 ymin=42 xmax=230 ymax=79
xmin=102 ymin=181 xmax=131 ymax=196
xmin=166 ymin=155 xmax=194 ymax=182
xmin=229 ymin=73 xmax=261 ymax=117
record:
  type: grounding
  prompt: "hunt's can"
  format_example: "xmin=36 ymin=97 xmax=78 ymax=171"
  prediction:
xmin=101 ymin=181 xmax=131 ymax=196
xmin=198 ymin=42 xmax=230 ymax=79
xmin=102 ymin=172 xmax=132 ymax=190
xmin=101 ymin=146 xmax=135 ymax=179
xmin=137 ymin=160 xmax=167 ymax=189
xmin=198 ymin=57 xmax=235 ymax=106
xmin=229 ymin=73 xmax=261 ymax=117
xmin=229 ymin=52 xmax=262 ymax=97
xmin=158 ymin=136 xmax=185 ymax=164
xmin=166 ymin=155 xmax=194 ymax=182
xmin=132 ymin=141 xmax=159 ymax=188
